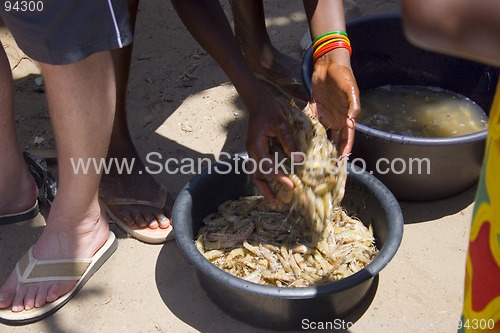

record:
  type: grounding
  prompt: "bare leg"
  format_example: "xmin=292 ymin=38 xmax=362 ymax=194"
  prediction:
xmin=100 ymin=0 xmax=173 ymax=238
xmin=0 ymin=46 xmax=37 ymax=217
xmin=229 ymin=0 xmax=308 ymax=101
xmin=0 ymin=51 xmax=114 ymax=311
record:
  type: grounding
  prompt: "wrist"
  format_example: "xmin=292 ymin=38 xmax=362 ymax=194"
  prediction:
xmin=312 ymin=31 xmax=352 ymax=67
xmin=239 ymin=82 xmax=274 ymax=112
xmin=314 ymin=48 xmax=352 ymax=68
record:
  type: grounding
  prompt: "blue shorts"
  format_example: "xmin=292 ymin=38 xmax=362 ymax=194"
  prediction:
xmin=0 ymin=0 xmax=133 ymax=65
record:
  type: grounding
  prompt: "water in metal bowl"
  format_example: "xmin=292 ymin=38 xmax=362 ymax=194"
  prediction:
xmin=301 ymin=14 xmax=497 ymax=201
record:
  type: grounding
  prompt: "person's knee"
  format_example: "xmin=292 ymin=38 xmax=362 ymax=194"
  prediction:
xmin=402 ymin=0 xmax=464 ymax=47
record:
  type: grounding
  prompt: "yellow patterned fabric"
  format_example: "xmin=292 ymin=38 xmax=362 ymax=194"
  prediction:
xmin=460 ymin=81 xmax=500 ymax=333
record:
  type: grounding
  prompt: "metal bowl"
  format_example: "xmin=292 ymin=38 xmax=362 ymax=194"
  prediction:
xmin=301 ymin=14 xmax=498 ymax=201
xmin=172 ymin=153 xmax=403 ymax=330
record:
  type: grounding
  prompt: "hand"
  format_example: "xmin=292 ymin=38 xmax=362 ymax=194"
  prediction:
xmin=245 ymin=90 xmax=300 ymax=206
xmin=310 ymin=49 xmax=360 ymax=158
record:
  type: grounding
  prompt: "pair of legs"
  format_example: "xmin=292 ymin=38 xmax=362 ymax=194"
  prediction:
xmin=103 ymin=0 xmax=307 ymax=234
xmin=0 ymin=47 xmax=114 ymax=310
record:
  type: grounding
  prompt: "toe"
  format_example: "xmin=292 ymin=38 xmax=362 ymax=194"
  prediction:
xmin=46 ymin=281 xmax=73 ymax=303
xmin=131 ymin=209 xmax=148 ymax=228
xmin=35 ymin=284 xmax=49 ymax=308
xmin=46 ymin=288 xmax=59 ymax=303
xmin=0 ymin=271 xmax=17 ymax=309
xmin=143 ymin=211 xmax=159 ymax=229
xmin=23 ymin=285 xmax=39 ymax=310
xmin=12 ymin=284 xmax=29 ymax=312
xmin=121 ymin=209 xmax=136 ymax=226
xmin=0 ymin=291 xmax=14 ymax=310
xmin=157 ymin=214 xmax=171 ymax=229
xmin=143 ymin=209 xmax=160 ymax=229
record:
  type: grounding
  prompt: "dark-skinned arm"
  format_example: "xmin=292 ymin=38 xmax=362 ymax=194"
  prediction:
xmin=170 ymin=0 xmax=298 ymax=205
xmin=303 ymin=0 xmax=360 ymax=158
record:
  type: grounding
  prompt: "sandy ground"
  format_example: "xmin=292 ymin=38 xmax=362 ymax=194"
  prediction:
xmin=0 ymin=0 xmax=477 ymax=332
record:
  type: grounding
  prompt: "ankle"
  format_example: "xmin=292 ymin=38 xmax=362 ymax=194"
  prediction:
xmin=34 ymin=209 xmax=110 ymax=260
xmin=48 ymin=197 xmax=103 ymax=228
xmin=108 ymin=126 xmax=137 ymax=157
xmin=0 ymin=167 xmax=37 ymax=214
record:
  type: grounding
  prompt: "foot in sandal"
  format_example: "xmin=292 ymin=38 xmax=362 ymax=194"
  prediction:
xmin=0 ymin=199 xmax=115 ymax=324
xmin=99 ymin=146 xmax=174 ymax=244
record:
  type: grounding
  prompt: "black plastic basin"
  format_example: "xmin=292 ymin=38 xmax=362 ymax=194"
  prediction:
xmin=301 ymin=14 xmax=498 ymax=201
xmin=172 ymin=153 xmax=403 ymax=330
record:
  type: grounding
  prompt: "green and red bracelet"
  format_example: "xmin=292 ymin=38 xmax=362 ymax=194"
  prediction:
xmin=312 ymin=31 xmax=352 ymax=63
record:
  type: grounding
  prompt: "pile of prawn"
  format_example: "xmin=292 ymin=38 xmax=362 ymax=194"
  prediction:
xmin=196 ymin=196 xmax=378 ymax=287
xmin=195 ymin=102 xmax=378 ymax=287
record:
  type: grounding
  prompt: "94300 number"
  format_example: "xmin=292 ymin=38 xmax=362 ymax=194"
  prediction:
xmin=4 ymin=1 xmax=43 ymax=12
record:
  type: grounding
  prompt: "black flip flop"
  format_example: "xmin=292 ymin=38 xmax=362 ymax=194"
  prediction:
xmin=23 ymin=152 xmax=57 ymax=206
xmin=0 ymin=153 xmax=57 ymax=225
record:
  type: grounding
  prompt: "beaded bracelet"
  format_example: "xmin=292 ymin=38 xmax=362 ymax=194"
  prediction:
xmin=312 ymin=31 xmax=352 ymax=63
